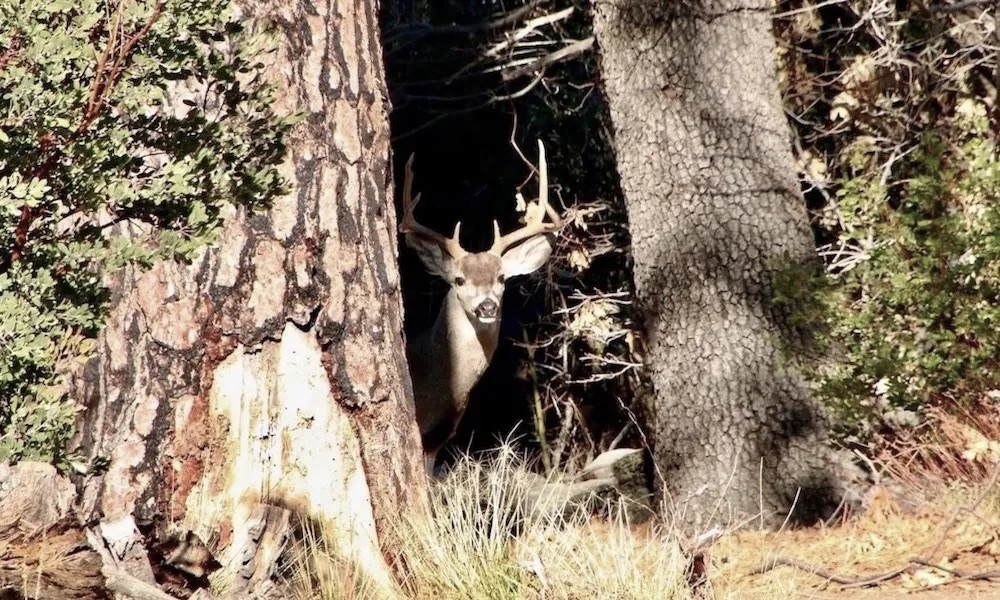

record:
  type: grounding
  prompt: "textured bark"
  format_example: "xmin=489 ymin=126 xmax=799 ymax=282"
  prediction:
xmin=72 ymin=0 xmax=427 ymax=593
xmin=592 ymin=0 xmax=842 ymax=529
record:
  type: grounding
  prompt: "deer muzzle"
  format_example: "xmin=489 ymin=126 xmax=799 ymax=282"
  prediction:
xmin=474 ymin=297 xmax=499 ymax=322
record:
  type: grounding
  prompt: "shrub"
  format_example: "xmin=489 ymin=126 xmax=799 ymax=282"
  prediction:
xmin=774 ymin=1 xmax=1000 ymax=442
xmin=0 ymin=0 xmax=291 ymax=464
xmin=805 ymin=105 xmax=1000 ymax=439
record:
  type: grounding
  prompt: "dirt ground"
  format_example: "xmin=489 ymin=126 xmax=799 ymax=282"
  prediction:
xmin=710 ymin=484 xmax=1000 ymax=599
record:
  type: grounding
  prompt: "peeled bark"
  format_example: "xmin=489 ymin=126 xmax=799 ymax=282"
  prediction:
xmin=592 ymin=0 xmax=842 ymax=529
xmin=72 ymin=0 xmax=427 ymax=594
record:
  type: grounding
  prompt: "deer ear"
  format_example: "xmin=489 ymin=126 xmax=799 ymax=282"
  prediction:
xmin=406 ymin=234 xmax=456 ymax=280
xmin=500 ymin=234 xmax=554 ymax=278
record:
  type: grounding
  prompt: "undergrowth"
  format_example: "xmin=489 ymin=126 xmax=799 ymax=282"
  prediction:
xmin=774 ymin=0 xmax=1000 ymax=445
xmin=283 ymin=441 xmax=1000 ymax=599
xmin=285 ymin=447 xmax=693 ymax=600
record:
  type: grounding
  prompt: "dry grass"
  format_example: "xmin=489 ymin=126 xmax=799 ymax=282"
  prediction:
xmin=394 ymin=446 xmax=695 ymax=600
xmin=517 ymin=518 xmax=692 ymax=599
xmin=280 ymin=518 xmax=386 ymax=600
xmin=395 ymin=448 xmax=533 ymax=600
xmin=290 ymin=436 xmax=1000 ymax=600
xmin=298 ymin=446 xmax=693 ymax=600
xmin=0 ymin=517 xmax=107 ymax=599
xmin=712 ymin=403 xmax=1000 ymax=598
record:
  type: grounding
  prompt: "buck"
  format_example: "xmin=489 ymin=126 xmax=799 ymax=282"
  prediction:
xmin=400 ymin=141 xmax=563 ymax=474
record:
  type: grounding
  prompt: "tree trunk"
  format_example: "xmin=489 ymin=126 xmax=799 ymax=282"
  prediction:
xmin=591 ymin=0 xmax=842 ymax=530
xmin=72 ymin=0 xmax=427 ymax=594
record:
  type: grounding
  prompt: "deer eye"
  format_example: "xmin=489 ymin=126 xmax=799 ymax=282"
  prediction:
xmin=497 ymin=274 xmax=506 ymax=284
xmin=454 ymin=276 xmax=466 ymax=286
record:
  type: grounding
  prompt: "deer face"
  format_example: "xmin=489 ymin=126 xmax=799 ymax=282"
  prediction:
xmin=411 ymin=234 xmax=555 ymax=326
xmin=399 ymin=141 xmax=561 ymax=329
xmin=453 ymin=253 xmax=505 ymax=324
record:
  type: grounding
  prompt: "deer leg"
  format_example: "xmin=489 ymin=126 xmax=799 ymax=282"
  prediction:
xmin=424 ymin=452 xmax=438 ymax=479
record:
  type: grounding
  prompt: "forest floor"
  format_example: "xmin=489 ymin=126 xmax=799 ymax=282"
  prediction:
xmin=706 ymin=480 xmax=1000 ymax=599
xmin=2 ymin=465 xmax=1000 ymax=599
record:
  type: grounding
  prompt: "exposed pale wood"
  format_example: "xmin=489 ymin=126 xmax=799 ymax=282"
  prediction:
xmin=226 ymin=504 xmax=292 ymax=593
xmin=85 ymin=527 xmax=176 ymax=600
xmin=95 ymin=517 xmax=157 ymax=587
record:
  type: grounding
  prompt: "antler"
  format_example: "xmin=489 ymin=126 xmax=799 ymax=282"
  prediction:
xmin=399 ymin=153 xmax=468 ymax=260
xmin=489 ymin=140 xmax=563 ymax=256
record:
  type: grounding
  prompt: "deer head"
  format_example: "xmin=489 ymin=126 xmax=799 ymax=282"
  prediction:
xmin=399 ymin=141 xmax=562 ymax=328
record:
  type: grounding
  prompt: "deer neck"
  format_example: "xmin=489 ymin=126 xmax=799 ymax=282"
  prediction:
xmin=407 ymin=287 xmax=501 ymax=447
xmin=440 ymin=287 xmax=499 ymax=398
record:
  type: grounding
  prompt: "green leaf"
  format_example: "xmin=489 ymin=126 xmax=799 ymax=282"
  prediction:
xmin=0 ymin=0 xmax=290 ymax=467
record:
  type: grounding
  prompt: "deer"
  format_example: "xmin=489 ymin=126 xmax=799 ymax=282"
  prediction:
xmin=399 ymin=141 xmax=563 ymax=475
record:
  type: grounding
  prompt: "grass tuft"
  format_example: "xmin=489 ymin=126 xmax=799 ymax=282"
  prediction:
xmin=393 ymin=445 xmax=693 ymax=599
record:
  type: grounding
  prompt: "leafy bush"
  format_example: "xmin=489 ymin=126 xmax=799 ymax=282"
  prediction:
xmin=773 ymin=1 xmax=1000 ymax=441
xmin=802 ymin=105 xmax=1000 ymax=439
xmin=0 ymin=0 xmax=291 ymax=464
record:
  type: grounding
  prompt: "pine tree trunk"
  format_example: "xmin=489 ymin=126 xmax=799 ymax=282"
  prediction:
xmin=72 ymin=0 xmax=426 ymax=593
xmin=592 ymin=0 xmax=842 ymax=529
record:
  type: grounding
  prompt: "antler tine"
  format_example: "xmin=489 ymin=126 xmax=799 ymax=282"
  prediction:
xmin=489 ymin=140 xmax=562 ymax=255
xmin=537 ymin=140 xmax=562 ymax=227
xmin=399 ymin=153 xmax=468 ymax=259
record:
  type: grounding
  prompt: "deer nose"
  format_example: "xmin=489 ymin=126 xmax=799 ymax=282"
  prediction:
xmin=475 ymin=298 xmax=499 ymax=321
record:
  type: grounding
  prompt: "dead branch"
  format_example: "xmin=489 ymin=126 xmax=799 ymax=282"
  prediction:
xmin=85 ymin=528 xmax=180 ymax=600
xmin=752 ymin=466 xmax=1000 ymax=589
xmin=754 ymin=554 xmax=1000 ymax=590
xmin=928 ymin=0 xmax=993 ymax=12
xmin=501 ymin=36 xmax=595 ymax=82
xmin=909 ymin=557 xmax=1000 ymax=579
xmin=385 ymin=0 xmax=546 ymax=46
xmin=752 ymin=556 xmax=913 ymax=586
xmin=446 ymin=6 xmax=575 ymax=84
